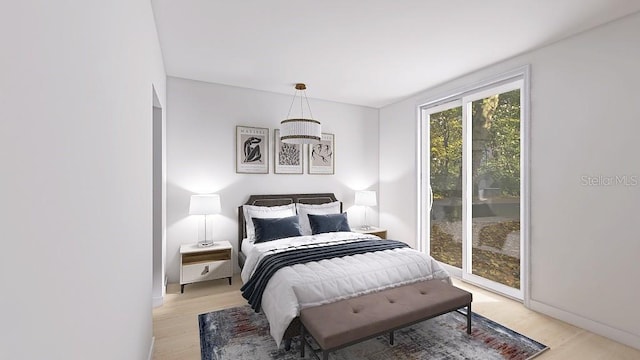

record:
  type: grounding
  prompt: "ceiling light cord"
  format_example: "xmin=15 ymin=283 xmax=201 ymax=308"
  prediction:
xmin=286 ymin=88 xmax=298 ymax=119
xmin=303 ymin=90 xmax=314 ymax=120
xmin=285 ymin=83 xmax=314 ymax=120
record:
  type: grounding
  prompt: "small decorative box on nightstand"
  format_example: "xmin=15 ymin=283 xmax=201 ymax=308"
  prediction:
xmin=179 ymin=241 xmax=233 ymax=293
xmin=353 ymin=227 xmax=387 ymax=239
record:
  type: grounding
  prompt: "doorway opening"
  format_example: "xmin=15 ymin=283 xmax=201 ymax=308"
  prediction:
xmin=152 ymin=87 xmax=165 ymax=307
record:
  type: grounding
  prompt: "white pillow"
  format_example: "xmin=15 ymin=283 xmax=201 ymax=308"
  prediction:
xmin=243 ymin=203 xmax=296 ymax=240
xmin=296 ymin=201 xmax=341 ymax=235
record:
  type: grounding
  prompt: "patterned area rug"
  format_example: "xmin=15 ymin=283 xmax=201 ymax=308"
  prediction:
xmin=199 ymin=305 xmax=548 ymax=360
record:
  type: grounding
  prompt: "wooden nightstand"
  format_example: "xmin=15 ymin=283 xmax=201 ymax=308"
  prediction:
xmin=179 ymin=241 xmax=233 ymax=293
xmin=353 ymin=227 xmax=387 ymax=239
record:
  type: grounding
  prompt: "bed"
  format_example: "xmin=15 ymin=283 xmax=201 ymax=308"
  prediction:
xmin=237 ymin=193 xmax=450 ymax=349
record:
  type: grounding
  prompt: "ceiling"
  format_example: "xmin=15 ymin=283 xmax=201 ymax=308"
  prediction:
xmin=152 ymin=0 xmax=640 ymax=108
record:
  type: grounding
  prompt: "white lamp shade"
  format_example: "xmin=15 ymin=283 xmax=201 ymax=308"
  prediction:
xmin=280 ymin=119 xmax=321 ymax=144
xmin=189 ymin=194 xmax=221 ymax=215
xmin=355 ymin=190 xmax=377 ymax=207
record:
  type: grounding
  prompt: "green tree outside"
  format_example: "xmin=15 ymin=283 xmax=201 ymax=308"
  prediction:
xmin=429 ymin=89 xmax=520 ymax=199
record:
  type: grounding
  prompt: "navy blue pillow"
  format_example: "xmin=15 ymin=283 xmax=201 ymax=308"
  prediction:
xmin=252 ymin=216 xmax=302 ymax=243
xmin=308 ymin=213 xmax=351 ymax=235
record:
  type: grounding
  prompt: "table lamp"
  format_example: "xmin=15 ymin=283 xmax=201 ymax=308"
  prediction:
xmin=189 ymin=194 xmax=221 ymax=247
xmin=355 ymin=190 xmax=377 ymax=230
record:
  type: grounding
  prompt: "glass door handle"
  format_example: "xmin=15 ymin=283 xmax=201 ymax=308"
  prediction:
xmin=428 ymin=185 xmax=433 ymax=211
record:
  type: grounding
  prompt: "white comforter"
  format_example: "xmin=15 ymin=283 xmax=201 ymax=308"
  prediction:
xmin=240 ymin=232 xmax=450 ymax=347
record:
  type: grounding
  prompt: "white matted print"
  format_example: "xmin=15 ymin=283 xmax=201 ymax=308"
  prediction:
xmin=236 ymin=126 xmax=269 ymax=174
xmin=274 ymin=129 xmax=303 ymax=174
xmin=309 ymin=133 xmax=335 ymax=175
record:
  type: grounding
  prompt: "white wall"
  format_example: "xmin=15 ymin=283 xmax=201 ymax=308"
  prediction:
xmin=0 ymin=1 xmax=166 ymax=359
xmin=380 ymin=13 xmax=640 ymax=349
xmin=166 ymin=77 xmax=379 ymax=282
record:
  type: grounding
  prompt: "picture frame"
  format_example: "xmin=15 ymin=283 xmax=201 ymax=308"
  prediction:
xmin=308 ymin=133 xmax=335 ymax=175
xmin=236 ymin=126 xmax=269 ymax=174
xmin=274 ymin=129 xmax=303 ymax=174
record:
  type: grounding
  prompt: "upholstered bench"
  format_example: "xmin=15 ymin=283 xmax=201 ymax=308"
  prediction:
xmin=299 ymin=279 xmax=472 ymax=360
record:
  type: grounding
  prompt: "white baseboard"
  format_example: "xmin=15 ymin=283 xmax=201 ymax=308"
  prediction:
xmin=529 ymin=299 xmax=640 ymax=351
xmin=147 ymin=336 xmax=155 ymax=360
xmin=152 ymin=296 xmax=164 ymax=308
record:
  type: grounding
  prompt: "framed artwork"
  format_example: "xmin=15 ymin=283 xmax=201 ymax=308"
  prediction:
xmin=274 ymin=129 xmax=303 ymax=174
xmin=236 ymin=126 xmax=269 ymax=174
xmin=308 ymin=133 xmax=335 ymax=175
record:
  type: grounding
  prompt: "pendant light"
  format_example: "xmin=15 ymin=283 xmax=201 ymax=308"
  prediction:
xmin=280 ymin=83 xmax=321 ymax=144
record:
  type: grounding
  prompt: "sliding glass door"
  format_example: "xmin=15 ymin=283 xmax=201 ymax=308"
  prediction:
xmin=424 ymin=101 xmax=463 ymax=269
xmin=421 ymin=77 xmax=526 ymax=300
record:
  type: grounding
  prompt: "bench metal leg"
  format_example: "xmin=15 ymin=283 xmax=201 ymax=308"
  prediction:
xmin=467 ymin=303 xmax=472 ymax=334
xmin=389 ymin=330 xmax=394 ymax=345
xmin=300 ymin=324 xmax=305 ymax=358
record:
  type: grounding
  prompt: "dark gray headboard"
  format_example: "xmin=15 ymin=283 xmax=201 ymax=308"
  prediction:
xmin=237 ymin=193 xmax=340 ymax=250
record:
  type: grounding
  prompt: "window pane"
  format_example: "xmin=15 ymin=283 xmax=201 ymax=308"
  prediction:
xmin=470 ymin=89 xmax=521 ymax=289
xmin=429 ymin=106 xmax=463 ymax=268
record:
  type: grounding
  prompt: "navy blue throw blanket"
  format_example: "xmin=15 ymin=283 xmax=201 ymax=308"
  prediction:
xmin=241 ymin=239 xmax=409 ymax=312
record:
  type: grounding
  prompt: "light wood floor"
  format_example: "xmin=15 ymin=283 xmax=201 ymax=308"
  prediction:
xmin=153 ymin=275 xmax=640 ymax=359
